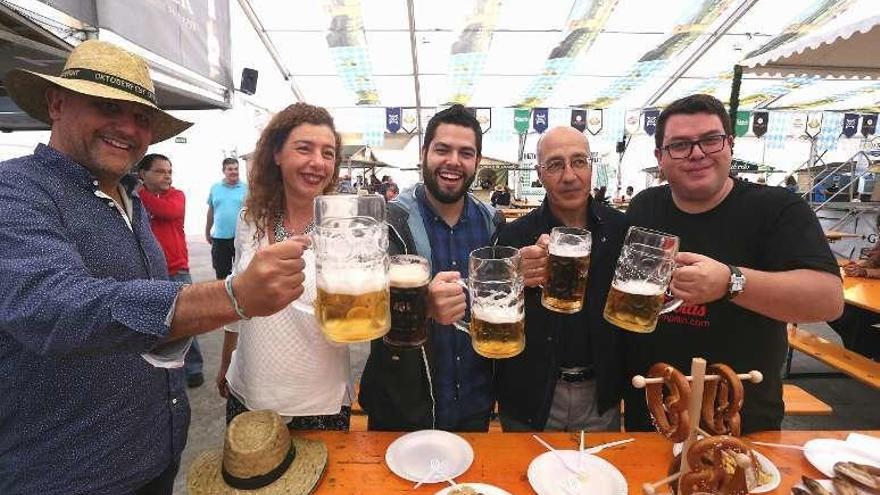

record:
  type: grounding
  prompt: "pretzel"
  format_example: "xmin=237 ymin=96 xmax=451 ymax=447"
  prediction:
xmin=700 ymin=363 xmax=743 ymax=436
xmin=645 ymin=362 xmax=691 ymax=443
xmin=678 ymin=435 xmax=752 ymax=495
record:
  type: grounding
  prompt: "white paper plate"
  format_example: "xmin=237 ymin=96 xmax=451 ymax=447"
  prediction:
xmin=434 ymin=483 xmax=513 ymax=495
xmin=804 ymin=438 xmax=880 ymax=478
xmin=527 ymin=450 xmax=627 ymax=495
xmin=672 ymin=442 xmax=780 ymax=493
xmin=385 ymin=430 xmax=474 ymax=484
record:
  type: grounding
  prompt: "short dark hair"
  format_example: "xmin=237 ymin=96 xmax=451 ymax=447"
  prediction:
xmin=138 ymin=153 xmax=170 ymax=172
xmin=655 ymin=94 xmax=731 ymax=149
xmin=423 ymin=104 xmax=482 ymax=156
xmin=222 ymin=157 xmax=239 ymax=170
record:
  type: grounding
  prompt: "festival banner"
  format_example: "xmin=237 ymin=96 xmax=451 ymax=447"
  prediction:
xmin=385 ymin=107 xmax=401 ymax=133
xmin=514 ymin=108 xmax=530 ymax=134
xmin=734 ymin=111 xmax=750 ymax=137
xmin=476 ymin=108 xmax=492 ymax=134
xmin=624 ymin=109 xmax=641 ymax=135
xmin=643 ymin=109 xmax=660 ymax=136
xmin=571 ymin=109 xmax=586 ymax=132
xmin=587 ymin=109 xmax=603 ymax=135
xmin=532 ymin=107 xmax=549 ymax=133
xmin=862 ymin=113 xmax=878 ymax=137
xmin=752 ymin=111 xmax=768 ymax=137
xmin=842 ymin=113 xmax=860 ymax=138
xmin=401 ymin=107 xmax=418 ymax=134
xmin=805 ymin=112 xmax=823 ymax=138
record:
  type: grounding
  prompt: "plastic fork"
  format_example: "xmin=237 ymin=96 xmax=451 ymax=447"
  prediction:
xmin=412 ymin=458 xmax=445 ymax=490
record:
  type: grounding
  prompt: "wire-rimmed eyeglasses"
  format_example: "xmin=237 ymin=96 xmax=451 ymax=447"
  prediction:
xmin=540 ymin=155 xmax=591 ymax=175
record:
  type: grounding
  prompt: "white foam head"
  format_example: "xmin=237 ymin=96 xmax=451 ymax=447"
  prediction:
xmin=390 ymin=263 xmax=430 ymax=288
xmin=612 ymin=279 xmax=665 ymax=296
xmin=318 ymin=268 xmax=388 ymax=295
xmin=472 ymin=305 xmax=521 ymax=324
xmin=549 ymin=243 xmax=591 ymax=257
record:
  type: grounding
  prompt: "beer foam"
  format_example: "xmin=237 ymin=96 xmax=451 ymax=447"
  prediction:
xmin=389 ymin=263 xmax=430 ymax=288
xmin=318 ymin=268 xmax=388 ymax=294
xmin=472 ymin=305 xmax=521 ymax=324
xmin=549 ymin=243 xmax=591 ymax=257
xmin=612 ymin=279 xmax=665 ymax=296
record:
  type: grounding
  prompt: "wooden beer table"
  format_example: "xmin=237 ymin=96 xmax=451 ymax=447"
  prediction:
xmin=299 ymin=430 xmax=879 ymax=494
xmin=843 ymin=274 xmax=880 ymax=313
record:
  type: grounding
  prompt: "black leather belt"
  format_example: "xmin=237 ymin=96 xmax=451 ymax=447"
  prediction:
xmin=558 ymin=367 xmax=595 ymax=383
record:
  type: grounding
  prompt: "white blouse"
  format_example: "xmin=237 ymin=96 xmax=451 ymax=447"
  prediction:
xmin=224 ymin=217 xmax=351 ymax=417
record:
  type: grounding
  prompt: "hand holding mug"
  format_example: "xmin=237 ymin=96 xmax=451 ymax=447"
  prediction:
xmin=428 ymin=271 xmax=467 ymax=325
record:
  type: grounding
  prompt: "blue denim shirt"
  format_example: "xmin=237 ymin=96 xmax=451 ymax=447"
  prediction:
xmin=414 ymin=187 xmax=493 ymax=428
xmin=0 ymin=145 xmax=189 ymax=494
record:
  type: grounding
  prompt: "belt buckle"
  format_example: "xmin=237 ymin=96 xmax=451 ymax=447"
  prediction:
xmin=559 ymin=369 xmax=586 ymax=382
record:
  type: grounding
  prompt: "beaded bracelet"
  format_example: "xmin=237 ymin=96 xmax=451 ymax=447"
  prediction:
xmin=224 ymin=274 xmax=251 ymax=320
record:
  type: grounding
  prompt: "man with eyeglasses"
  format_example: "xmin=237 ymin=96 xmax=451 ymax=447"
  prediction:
xmin=494 ymin=126 xmax=628 ymax=432
xmin=622 ymin=94 xmax=842 ymax=433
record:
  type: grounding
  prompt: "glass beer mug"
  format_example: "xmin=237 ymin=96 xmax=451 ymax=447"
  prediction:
xmin=454 ymin=246 xmax=526 ymax=359
xmin=542 ymin=227 xmax=591 ymax=314
xmin=384 ymin=255 xmax=431 ymax=348
xmin=310 ymin=194 xmax=390 ymax=343
xmin=603 ymin=227 xmax=682 ymax=333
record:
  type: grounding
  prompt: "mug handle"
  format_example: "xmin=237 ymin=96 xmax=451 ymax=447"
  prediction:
xmin=291 ymin=299 xmax=315 ymax=316
xmin=452 ymin=278 xmax=471 ymax=334
xmin=659 ymin=262 xmax=683 ymax=314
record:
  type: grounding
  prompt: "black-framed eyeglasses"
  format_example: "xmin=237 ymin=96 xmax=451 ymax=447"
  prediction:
xmin=661 ymin=134 xmax=730 ymax=159
xmin=540 ymin=155 xmax=591 ymax=175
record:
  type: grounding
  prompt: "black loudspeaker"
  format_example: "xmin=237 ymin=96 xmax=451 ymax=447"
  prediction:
xmin=616 ymin=140 xmax=626 ymax=153
xmin=240 ymin=68 xmax=258 ymax=95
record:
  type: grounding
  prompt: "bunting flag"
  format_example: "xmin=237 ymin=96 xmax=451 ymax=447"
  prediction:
xmin=514 ymin=108 xmax=530 ymax=134
xmin=766 ymin=113 xmax=792 ymax=150
xmin=643 ymin=109 xmax=660 ymax=136
xmin=789 ymin=113 xmax=807 ymax=138
xmin=805 ymin=112 xmax=823 ymax=138
xmin=533 ymin=107 xmax=549 ymax=133
xmin=385 ymin=107 xmax=401 ymax=133
xmin=752 ymin=111 xmax=768 ymax=138
xmin=862 ymin=113 xmax=878 ymax=137
xmin=842 ymin=113 xmax=860 ymax=138
xmin=624 ymin=109 xmax=641 ymax=135
xmin=475 ymin=108 xmax=492 ymax=134
xmin=401 ymin=107 xmax=418 ymax=133
xmin=571 ymin=109 xmax=586 ymax=132
xmin=734 ymin=111 xmax=750 ymax=137
xmin=817 ymin=112 xmax=844 ymax=153
xmin=587 ymin=109 xmax=603 ymax=135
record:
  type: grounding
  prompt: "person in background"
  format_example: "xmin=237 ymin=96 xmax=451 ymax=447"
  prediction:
xmin=833 ymin=216 xmax=880 ymax=360
xmin=622 ymin=94 xmax=842 ymax=433
xmin=205 ymin=157 xmax=247 ymax=279
xmin=337 ymin=174 xmax=356 ymax=194
xmin=138 ymin=153 xmax=204 ymax=388
xmin=383 ymin=182 xmax=400 ymax=202
xmin=495 ymin=126 xmax=627 ymax=432
xmin=0 ymin=39 xmax=309 ymax=495
xmin=490 ymin=184 xmax=512 ymax=207
xmin=624 ymin=185 xmax=635 ymax=201
xmin=216 ymin=102 xmax=353 ymax=430
xmin=785 ymin=175 xmax=798 ymax=193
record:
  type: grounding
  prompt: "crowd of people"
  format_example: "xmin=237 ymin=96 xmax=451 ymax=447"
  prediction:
xmin=0 ymin=40 xmax=852 ymax=494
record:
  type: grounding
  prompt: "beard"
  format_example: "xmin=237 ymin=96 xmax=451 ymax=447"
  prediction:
xmin=423 ymin=166 xmax=476 ymax=204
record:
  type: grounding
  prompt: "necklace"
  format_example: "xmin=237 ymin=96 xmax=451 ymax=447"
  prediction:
xmin=273 ymin=213 xmax=315 ymax=242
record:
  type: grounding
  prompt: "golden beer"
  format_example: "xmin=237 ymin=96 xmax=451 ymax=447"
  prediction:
xmin=603 ymin=280 xmax=666 ymax=333
xmin=542 ymin=246 xmax=590 ymax=314
xmin=316 ymin=274 xmax=390 ymax=342
xmin=470 ymin=307 xmax=525 ymax=358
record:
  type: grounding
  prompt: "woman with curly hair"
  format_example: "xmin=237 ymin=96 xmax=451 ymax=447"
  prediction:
xmin=216 ymin=102 xmax=353 ymax=429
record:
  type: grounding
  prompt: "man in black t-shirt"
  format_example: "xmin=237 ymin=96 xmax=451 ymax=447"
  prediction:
xmin=623 ymin=94 xmax=843 ymax=433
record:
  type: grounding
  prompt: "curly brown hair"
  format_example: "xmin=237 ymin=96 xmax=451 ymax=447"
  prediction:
xmin=243 ymin=102 xmax=342 ymax=240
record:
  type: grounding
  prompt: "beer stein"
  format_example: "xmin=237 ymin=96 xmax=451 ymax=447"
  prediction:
xmin=308 ymin=194 xmax=390 ymax=343
xmin=542 ymin=227 xmax=591 ymax=314
xmin=603 ymin=227 xmax=682 ymax=333
xmin=454 ymin=246 xmax=526 ymax=359
xmin=385 ymin=255 xmax=431 ymax=348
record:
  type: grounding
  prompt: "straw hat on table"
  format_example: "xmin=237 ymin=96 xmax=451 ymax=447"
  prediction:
xmin=188 ymin=410 xmax=328 ymax=495
xmin=5 ymin=39 xmax=191 ymax=144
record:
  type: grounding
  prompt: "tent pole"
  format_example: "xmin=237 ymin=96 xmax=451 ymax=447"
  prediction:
xmin=728 ymin=64 xmax=743 ymax=130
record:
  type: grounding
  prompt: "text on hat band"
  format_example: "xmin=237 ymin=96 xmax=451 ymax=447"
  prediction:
xmin=60 ymin=68 xmax=157 ymax=105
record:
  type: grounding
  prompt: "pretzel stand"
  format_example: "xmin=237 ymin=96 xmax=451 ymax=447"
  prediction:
xmin=633 ymin=358 xmax=763 ymax=495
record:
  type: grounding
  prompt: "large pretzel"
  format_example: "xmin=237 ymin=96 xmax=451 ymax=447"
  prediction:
xmin=645 ymin=362 xmax=691 ymax=443
xmin=701 ymin=363 xmax=744 ymax=436
xmin=678 ymin=436 xmax=752 ymax=495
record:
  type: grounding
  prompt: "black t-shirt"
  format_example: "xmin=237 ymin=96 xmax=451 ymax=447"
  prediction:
xmin=623 ymin=180 xmax=839 ymax=433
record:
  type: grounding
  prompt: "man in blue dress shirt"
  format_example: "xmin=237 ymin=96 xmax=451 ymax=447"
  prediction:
xmin=0 ymin=41 xmax=309 ymax=495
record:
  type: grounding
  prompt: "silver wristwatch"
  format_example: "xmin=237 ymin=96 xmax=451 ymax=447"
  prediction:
xmin=725 ymin=264 xmax=746 ymax=300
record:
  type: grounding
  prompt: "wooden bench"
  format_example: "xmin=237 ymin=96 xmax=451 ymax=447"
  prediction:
xmin=787 ymin=324 xmax=880 ymax=390
xmin=782 ymin=383 xmax=833 ymax=415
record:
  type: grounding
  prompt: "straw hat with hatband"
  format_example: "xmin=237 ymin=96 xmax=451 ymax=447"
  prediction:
xmin=188 ymin=410 xmax=327 ymax=495
xmin=5 ymin=39 xmax=191 ymax=143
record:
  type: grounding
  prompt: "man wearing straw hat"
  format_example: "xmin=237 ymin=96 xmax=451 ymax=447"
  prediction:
xmin=0 ymin=40 xmax=310 ymax=494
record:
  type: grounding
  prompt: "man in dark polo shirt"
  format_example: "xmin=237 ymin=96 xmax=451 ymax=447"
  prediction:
xmin=495 ymin=126 xmax=628 ymax=431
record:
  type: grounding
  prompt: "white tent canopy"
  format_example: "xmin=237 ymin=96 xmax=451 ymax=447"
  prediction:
xmin=741 ymin=14 xmax=880 ymax=79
